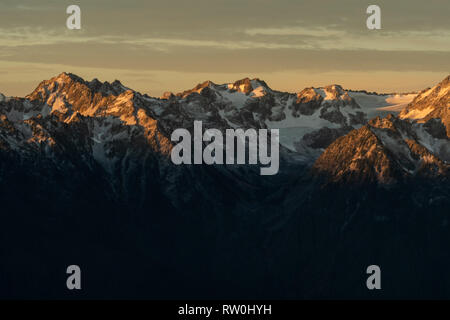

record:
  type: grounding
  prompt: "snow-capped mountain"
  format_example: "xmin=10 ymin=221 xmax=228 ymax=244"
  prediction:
xmin=0 ymin=73 xmax=449 ymax=299
xmin=1 ymin=72 xmax=445 ymax=186
xmin=2 ymin=73 xmax=412 ymax=165
xmin=163 ymin=77 xmax=411 ymax=159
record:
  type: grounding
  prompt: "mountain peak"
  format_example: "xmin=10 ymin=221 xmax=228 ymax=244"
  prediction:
xmin=22 ymin=73 xmax=140 ymax=125
xmin=87 ymin=77 xmax=129 ymax=96
xmin=228 ymin=77 xmax=271 ymax=94
xmin=176 ymin=80 xmax=218 ymax=98
xmin=228 ymin=77 xmax=254 ymax=94
xmin=175 ymin=77 xmax=273 ymax=99
xmin=323 ymin=84 xmax=344 ymax=91
xmin=28 ymin=73 xmax=130 ymax=103
xmin=55 ymin=72 xmax=85 ymax=83
xmin=317 ymin=84 xmax=348 ymax=99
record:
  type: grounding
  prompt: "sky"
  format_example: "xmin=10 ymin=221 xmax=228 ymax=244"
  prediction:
xmin=0 ymin=0 xmax=449 ymax=97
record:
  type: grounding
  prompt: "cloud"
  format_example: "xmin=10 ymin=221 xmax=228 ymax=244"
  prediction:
xmin=15 ymin=4 xmax=49 ymax=11
xmin=244 ymin=25 xmax=450 ymax=52
xmin=1 ymin=25 xmax=449 ymax=53
xmin=0 ymin=26 xmax=316 ymax=51
xmin=244 ymin=26 xmax=344 ymax=37
xmin=0 ymin=27 xmax=101 ymax=47
xmin=118 ymin=37 xmax=315 ymax=50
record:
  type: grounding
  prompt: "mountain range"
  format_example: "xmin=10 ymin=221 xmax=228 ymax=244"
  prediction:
xmin=0 ymin=73 xmax=448 ymax=299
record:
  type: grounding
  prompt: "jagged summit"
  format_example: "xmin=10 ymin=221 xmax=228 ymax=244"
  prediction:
xmin=28 ymin=73 xmax=130 ymax=101
xmin=88 ymin=78 xmax=128 ymax=96
xmin=227 ymin=77 xmax=270 ymax=94
xmin=175 ymin=77 xmax=272 ymax=99
xmin=176 ymin=80 xmax=219 ymax=98
xmin=14 ymin=72 xmax=163 ymax=130
xmin=55 ymin=72 xmax=85 ymax=83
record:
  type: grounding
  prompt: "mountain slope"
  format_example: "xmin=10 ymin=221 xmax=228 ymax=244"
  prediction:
xmin=313 ymin=114 xmax=449 ymax=184
xmin=400 ymin=75 xmax=450 ymax=136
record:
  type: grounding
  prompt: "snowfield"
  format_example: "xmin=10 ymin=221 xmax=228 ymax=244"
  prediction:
xmin=349 ymin=91 xmax=417 ymax=118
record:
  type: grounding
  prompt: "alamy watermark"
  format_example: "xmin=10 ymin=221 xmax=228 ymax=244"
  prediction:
xmin=66 ymin=265 xmax=81 ymax=290
xmin=170 ymin=121 xmax=280 ymax=176
xmin=366 ymin=265 xmax=381 ymax=290
xmin=366 ymin=5 xmax=381 ymax=30
xmin=66 ymin=5 xmax=81 ymax=30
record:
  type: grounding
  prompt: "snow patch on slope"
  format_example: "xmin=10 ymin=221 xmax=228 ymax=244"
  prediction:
xmin=349 ymin=92 xmax=416 ymax=119
xmin=400 ymin=106 xmax=435 ymax=120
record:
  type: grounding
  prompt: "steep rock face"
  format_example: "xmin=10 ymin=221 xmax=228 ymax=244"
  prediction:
xmin=400 ymin=75 xmax=450 ymax=136
xmin=312 ymin=125 xmax=398 ymax=184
